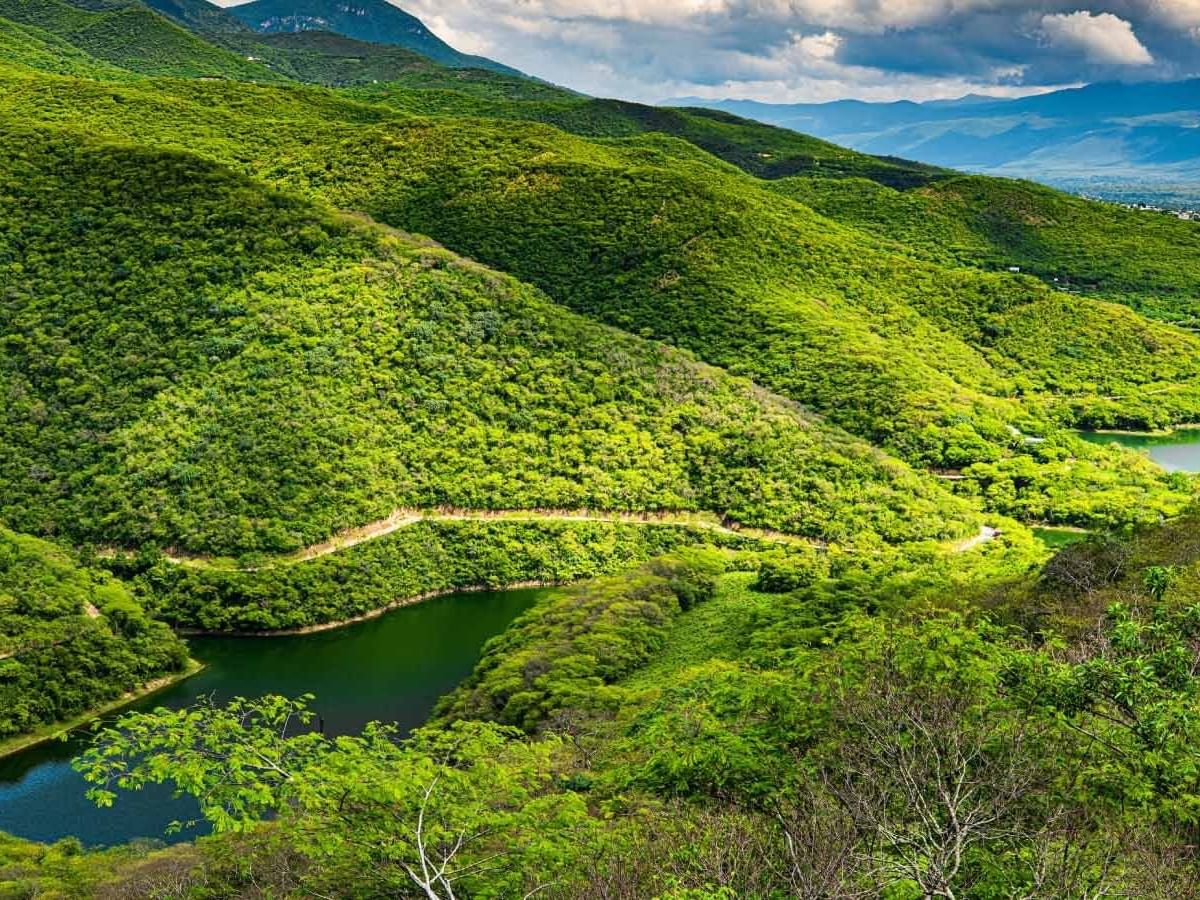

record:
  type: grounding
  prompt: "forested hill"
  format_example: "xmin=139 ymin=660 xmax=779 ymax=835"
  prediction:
xmin=0 ymin=0 xmax=282 ymax=79
xmin=8 ymin=6 xmax=1200 ymax=897
xmin=2 ymin=11 xmax=1199 ymax=538
xmin=0 ymin=120 xmax=981 ymax=556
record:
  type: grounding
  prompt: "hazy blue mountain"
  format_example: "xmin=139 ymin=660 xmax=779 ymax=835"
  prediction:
xmin=674 ymin=80 xmax=1200 ymax=201
xmin=226 ymin=0 xmax=520 ymax=74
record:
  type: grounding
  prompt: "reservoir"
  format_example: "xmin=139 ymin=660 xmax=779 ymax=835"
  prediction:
xmin=0 ymin=587 xmax=547 ymax=847
xmin=1077 ymin=428 xmax=1200 ymax=472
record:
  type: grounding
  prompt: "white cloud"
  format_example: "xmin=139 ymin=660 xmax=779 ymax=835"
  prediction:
xmin=1039 ymin=10 xmax=1154 ymax=64
xmin=1147 ymin=0 xmax=1200 ymax=30
xmin=214 ymin=0 xmax=1196 ymax=103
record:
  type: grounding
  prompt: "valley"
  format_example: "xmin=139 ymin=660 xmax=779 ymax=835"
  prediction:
xmin=3 ymin=0 xmax=1200 ymax=895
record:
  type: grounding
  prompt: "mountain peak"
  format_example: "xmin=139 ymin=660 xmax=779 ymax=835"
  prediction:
xmin=225 ymin=0 xmax=520 ymax=74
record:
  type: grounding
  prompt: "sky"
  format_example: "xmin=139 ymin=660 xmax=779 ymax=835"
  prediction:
xmin=221 ymin=1 xmax=1200 ymax=103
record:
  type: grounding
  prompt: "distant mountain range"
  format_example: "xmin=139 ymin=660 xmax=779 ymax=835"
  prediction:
xmin=675 ymin=80 xmax=1200 ymax=203
xmin=220 ymin=0 xmax=519 ymax=74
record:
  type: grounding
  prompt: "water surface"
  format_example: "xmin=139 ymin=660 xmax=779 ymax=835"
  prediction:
xmin=1077 ymin=428 xmax=1200 ymax=472
xmin=0 ymin=587 xmax=546 ymax=847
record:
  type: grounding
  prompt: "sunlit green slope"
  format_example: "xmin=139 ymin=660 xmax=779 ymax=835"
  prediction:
xmin=0 ymin=123 xmax=976 ymax=556
xmin=1 ymin=63 xmax=1193 ymax=528
xmin=0 ymin=0 xmax=280 ymax=79
xmin=774 ymin=174 xmax=1200 ymax=326
xmin=0 ymin=525 xmax=188 ymax=741
xmin=0 ymin=14 xmax=133 ymax=78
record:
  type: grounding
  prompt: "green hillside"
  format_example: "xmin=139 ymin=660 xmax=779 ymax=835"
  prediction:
xmin=774 ymin=174 xmax=1200 ymax=325
xmin=0 ymin=0 xmax=280 ymax=79
xmin=142 ymin=0 xmax=250 ymax=33
xmin=0 ymin=122 xmax=978 ymax=556
xmin=2 ymin=62 xmax=1194 ymax=527
xmin=0 ymin=14 xmax=132 ymax=78
xmin=354 ymin=80 xmax=948 ymax=186
xmin=0 ymin=525 xmax=188 ymax=744
xmin=213 ymin=30 xmax=444 ymax=86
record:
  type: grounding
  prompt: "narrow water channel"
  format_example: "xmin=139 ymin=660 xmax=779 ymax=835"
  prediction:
xmin=0 ymin=587 xmax=548 ymax=847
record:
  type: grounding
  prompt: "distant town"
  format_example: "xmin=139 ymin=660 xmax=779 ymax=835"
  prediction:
xmin=1116 ymin=202 xmax=1199 ymax=221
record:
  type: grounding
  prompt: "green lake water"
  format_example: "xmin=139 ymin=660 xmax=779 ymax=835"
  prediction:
xmin=1077 ymin=428 xmax=1200 ymax=472
xmin=0 ymin=587 xmax=547 ymax=847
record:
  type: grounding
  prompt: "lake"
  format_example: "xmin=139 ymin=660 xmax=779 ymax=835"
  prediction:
xmin=1077 ymin=428 xmax=1200 ymax=472
xmin=0 ymin=587 xmax=547 ymax=847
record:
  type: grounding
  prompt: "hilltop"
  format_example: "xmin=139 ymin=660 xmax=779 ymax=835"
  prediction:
xmin=0 ymin=0 xmax=280 ymax=78
xmin=225 ymin=0 xmax=520 ymax=74
xmin=1 ymin=55 xmax=1196 ymax=531
xmin=682 ymin=80 xmax=1200 ymax=198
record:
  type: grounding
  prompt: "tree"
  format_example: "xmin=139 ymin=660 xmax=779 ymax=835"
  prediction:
xmin=76 ymin=696 xmax=592 ymax=898
xmin=817 ymin=619 xmax=1050 ymax=899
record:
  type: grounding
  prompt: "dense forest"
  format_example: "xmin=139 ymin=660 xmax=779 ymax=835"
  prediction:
xmin=4 ymin=58 xmax=1197 ymax=529
xmin=3 ymin=1 xmax=1200 ymax=895
xmin=0 ymin=526 xmax=187 ymax=745
xmin=12 ymin=516 xmax=1200 ymax=896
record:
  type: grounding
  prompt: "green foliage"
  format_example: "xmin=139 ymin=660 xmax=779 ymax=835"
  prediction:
xmin=0 ymin=0 xmax=282 ymax=80
xmin=351 ymin=82 xmax=948 ymax=185
xmin=751 ymin=550 xmax=827 ymax=593
xmin=437 ymin=551 xmax=727 ymax=730
xmin=77 ymin=698 xmax=592 ymax=897
xmin=0 ymin=525 xmax=187 ymax=741
xmin=129 ymin=521 xmax=745 ymax=632
xmin=0 ymin=124 xmax=977 ymax=555
xmin=775 ymin=174 xmax=1200 ymax=326
xmin=0 ymin=15 xmax=132 ymax=79
xmin=212 ymin=31 xmax=439 ymax=86
xmin=0 ymin=832 xmax=169 ymax=898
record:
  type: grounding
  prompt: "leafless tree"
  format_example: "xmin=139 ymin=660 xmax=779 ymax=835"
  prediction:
xmin=821 ymin=654 xmax=1046 ymax=899
xmin=770 ymin=782 xmax=875 ymax=898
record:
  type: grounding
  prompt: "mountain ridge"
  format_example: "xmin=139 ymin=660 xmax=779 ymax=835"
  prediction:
xmin=673 ymin=79 xmax=1200 ymax=199
xmin=224 ymin=0 xmax=522 ymax=75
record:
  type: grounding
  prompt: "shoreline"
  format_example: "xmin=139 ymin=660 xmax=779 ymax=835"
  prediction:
xmin=0 ymin=659 xmax=205 ymax=761
xmin=176 ymin=580 xmax=563 ymax=637
xmin=1080 ymin=423 xmax=1200 ymax=437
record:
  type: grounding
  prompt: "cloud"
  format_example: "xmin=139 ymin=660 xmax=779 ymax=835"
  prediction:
xmin=216 ymin=0 xmax=1200 ymax=102
xmin=1148 ymin=0 xmax=1200 ymax=30
xmin=1040 ymin=10 xmax=1154 ymax=64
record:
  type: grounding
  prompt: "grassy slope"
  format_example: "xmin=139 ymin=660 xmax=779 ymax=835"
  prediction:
xmin=352 ymin=79 xmax=948 ymax=187
xmin=0 ymin=14 xmax=133 ymax=78
xmin=0 ymin=118 xmax=978 ymax=556
xmin=1 ymin=64 xmax=1193 ymax=528
xmin=213 ymin=31 xmax=437 ymax=86
xmin=0 ymin=525 xmax=189 ymax=741
xmin=0 ymin=0 xmax=282 ymax=79
xmin=773 ymin=174 xmax=1200 ymax=326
